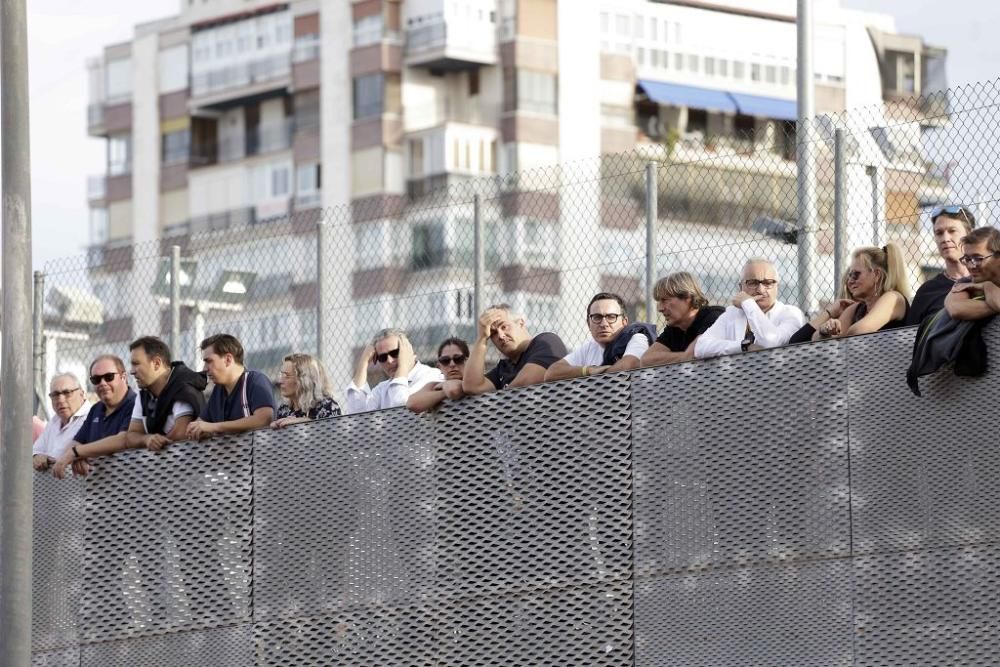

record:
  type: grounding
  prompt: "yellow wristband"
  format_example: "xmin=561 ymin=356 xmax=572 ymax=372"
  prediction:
xmin=581 ymin=366 xmax=589 ymax=377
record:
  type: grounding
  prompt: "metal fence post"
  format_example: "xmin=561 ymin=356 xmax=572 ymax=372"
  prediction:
xmin=833 ymin=129 xmax=847 ymax=286
xmin=644 ymin=161 xmax=658 ymax=321
xmin=1 ymin=0 xmax=35 ymax=663
xmin=316 ymin=220 xmax=331 ymax=364
xmin=473 ymin=194 xmax=484 ymax=318
xmin=170 ymin=245 xmax=181 ymax=355
xmin=33 ymin=270 xmax=46 ymax=416
xmin=796 ymin=0 xmax=818 ymax=315
xmin=867 ymin=164 xmax=884 ymax=246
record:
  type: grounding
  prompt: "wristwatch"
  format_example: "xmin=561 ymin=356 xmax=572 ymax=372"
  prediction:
xmin=741 ymin=338 xmax=752 ymax=352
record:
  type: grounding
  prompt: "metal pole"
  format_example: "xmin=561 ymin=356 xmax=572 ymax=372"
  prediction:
xmin=193 ymin=304 xmax=206 ymax=370
xmin=170 ymin=245 xmax=181 ymax=355
xmin=33 ymin=270 xmax=46 ymax=416
xmin=1 ymin=0 xmax=36 ymax=663
xmin=473 ymin=194 xmax=484 ymax=318
xmin=316 ymin=221 xmax=329 ymax=362
xmin=644 ymin=161 xmax=658 ymax=321
xmin=868 ymin=164 xmax=884 ymax=246
xmin=796 ymin=0 xmax=818 ymax=314
xmin=833 ymin=129 xmax=846 ymax=287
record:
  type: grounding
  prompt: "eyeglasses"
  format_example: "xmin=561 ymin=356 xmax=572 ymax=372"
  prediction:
xmin=847 ymin=270 xmax=868 ymax=281
xmin=588 ymin=313 xmax=622 ymax=324
xmin=931 ymin=204 xmax=972 ymax=222
xmin=743 ymin=279 xmax=778 ymax=289
xmin=279 ymin=370 xmax=299 ymax=379
xmin=49 ymin=388 xmax=81 ymax=400
xmin=437 ymin=354 xmax=467 ymax=366
xmin=89 ymin=372 xmax=120 ymax=386
xmin=375 ymin=347 xmax=400 ymax=364
xmin=959 ymin=252 xmax=1000 ymax=267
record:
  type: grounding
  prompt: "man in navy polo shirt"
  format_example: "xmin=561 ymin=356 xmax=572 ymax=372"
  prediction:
xmin=186 ymin=333 xmax=275 ymax=441
xmin=51 ymin=354 xmax=136 ymax=478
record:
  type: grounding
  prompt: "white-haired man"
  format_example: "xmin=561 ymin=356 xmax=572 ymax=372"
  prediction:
xmin=345 ymin=328 xmax=442 ymax=413
xmin=694 ymin=258 xmax=805 ymax=358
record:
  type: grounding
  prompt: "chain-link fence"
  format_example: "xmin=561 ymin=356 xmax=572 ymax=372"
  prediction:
xmin=37 ymin=79 xmax=1000 ymax=409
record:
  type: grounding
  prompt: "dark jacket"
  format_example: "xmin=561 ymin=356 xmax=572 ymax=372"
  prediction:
xmin=140 ymin=362 xmax=208 ymax=435
xmin=602 ymin=322 xmax=657 ymax=366
xmin=907 ymin=305 xmax=994 ymax=396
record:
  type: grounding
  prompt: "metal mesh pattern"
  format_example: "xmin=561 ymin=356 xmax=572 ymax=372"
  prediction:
xmin=79 ymin=435 xmax=254 ymax=643
xmin=30 ymin=320 xmax=1000 ymax=665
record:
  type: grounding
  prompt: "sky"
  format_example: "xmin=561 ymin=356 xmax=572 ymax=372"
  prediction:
xmin=2 ymin=0 xmax=1000 ymax=272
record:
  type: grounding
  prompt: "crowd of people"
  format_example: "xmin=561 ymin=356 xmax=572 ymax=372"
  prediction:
xmin=31 ymin=206 xmax=1000 ymax=478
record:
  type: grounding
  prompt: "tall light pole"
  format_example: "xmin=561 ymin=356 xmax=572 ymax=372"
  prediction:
xmin=1 ymin=0 xmax=36 ymax=664
xmin=796 ymin=0 xmax=818 ymax=314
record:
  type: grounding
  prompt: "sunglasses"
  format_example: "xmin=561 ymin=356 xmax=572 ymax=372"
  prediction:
xmin=437 ymin=354 xmax=467 ymax=366
xmin=90 ymin=372 xmax=120 ymax=386
xmin=931 ymin=204 xmax=971 ymax=222
xmin=49 ymin=388 xmax=81 ymax=399
xmin=375 ymin=347 xmax=400 ymax=364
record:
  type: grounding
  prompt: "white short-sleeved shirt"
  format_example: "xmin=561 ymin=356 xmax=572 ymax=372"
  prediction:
xmin=563 ymin=333 xmax=650 ymax=367
xmin=32 ymin=401 xmax=92 ymax=459
xmin=130 ymin=398 xmax=195 ymax=435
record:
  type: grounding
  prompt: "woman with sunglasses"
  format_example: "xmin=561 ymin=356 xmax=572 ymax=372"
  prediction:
xmin=271 ymin=353 xmax=341 ymax=429
xmin=406 ymin=338 xmax=469 ymax=413
xmin=792 ymin=243 xmax=911 ymax=342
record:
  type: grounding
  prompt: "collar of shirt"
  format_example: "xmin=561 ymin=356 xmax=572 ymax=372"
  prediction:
xmin=58 ymin=400 xmax=93 ymax=432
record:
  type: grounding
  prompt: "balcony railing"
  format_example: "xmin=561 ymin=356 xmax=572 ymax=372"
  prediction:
xmin=87 ymin=175 xmax=106 ymax=201
xmin=191 ymin=52 xmax=292 ymax=98
xmin=87 ymin=103 xmax=104 ymax=129
xmin=188 ymin=207 xmax=256 ymax=235
xmin=404 ymin=14 xmax=497 ymax=67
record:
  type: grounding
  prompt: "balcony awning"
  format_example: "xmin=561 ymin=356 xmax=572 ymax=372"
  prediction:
xmin=637 ymin=79 xmax=737 ymax=114
xmin=729 ymin=92 xmax=798 ymax=121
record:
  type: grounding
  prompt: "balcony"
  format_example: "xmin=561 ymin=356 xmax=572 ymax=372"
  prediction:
xmin=87 ymin=175 xmax=106 ymax=203
xmin=190 ymin=53 xmax=292 ymax=107
xmin=404 ymin=12 xmax=497 ymax=70
xmin=188 ymin=206 xmax=257 ymax=235
xmin=87 ymin=103 xmax=105 ymax=134
xmin=195 ymin=119 xmax=295 ymax=166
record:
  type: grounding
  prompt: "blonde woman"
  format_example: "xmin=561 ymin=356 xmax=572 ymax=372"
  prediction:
xmin=796 ymin=243 xmax=911 ymax=342
xmin=270 ymin=353 xmax=340 ymax=428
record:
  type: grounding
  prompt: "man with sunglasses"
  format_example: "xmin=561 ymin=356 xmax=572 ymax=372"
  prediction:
xmin=545 ymin=292 xmax=652 ymax=381
xmin=345 ymin=327 xmax=443 ymax=413
xmin=32 ymin=373 xmax=92 ymax=471
xmin=907 ymin=205 xmax=974 ymax=325
xmin=695 ymin=258 xmax=805 ymax=358
xmin=945 ymin=226 xmax=1000 ymax=320
xmin=49 ymin=355 xmax=136 ymax=478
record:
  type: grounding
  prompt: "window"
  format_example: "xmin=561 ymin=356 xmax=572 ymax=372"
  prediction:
xmin=637 ymin=47 xmax=645 ymax=65
xmin=765 ymin=65 xmax=777 ymax=83
xmin=687 ymin=54 xmax=699 ymax=73
xmin=411 ymin=223 xmax=447 ymax=270
xmin=674 ymin=52 xmax=683 ymax=71
xmin=106 ymin=58 xmax=132 ymax=102
xmin=158 ymin=46 xmax=188 ymax=93
xmin=295 ymin=90 xmax=320 ymax=129
xmin=705 ymin=57 xmax=715 ymax=76
xmin=516 ymin=70 xmax=557 ymax=115
xmin=733 ymin=61 xmax=745 ymax=79
xmin=780 ymin=66 xmax=791 ymax=86
xmin=90 ymin=208 xmax=109 ymax=245
xmin=650 ymin=17 xmax=657 ymax=41
xmin=108 ymin=134 xmax=132 ymax=175
xmin=615 ymin=14 xmax=629 ymax=37
xmin=353 ymin=73 xmax=384 ymax=119
xmin=719 ymin=59 xmax=729 ymax=77
xmin=296 ymin=163 xmax=321 ymax=194
xmin=353 ymin=14 xmax=384 ymax=47
xmin=651 ymin=50 xmax=659 ymax=67
xmin=885 ymin=50 xmax=916 ymax=94
xmin=161 ymin=129 xmax=191 ymax=165
xmin=634 ymin=15 xmax=644 ymax=39
xmin=271 ymin=165 xmax=291 ymax=197
xmin=469 ymin=69 xmax=480 ymax=96
xmin=751 ymin=63 xmax=761 ymax=82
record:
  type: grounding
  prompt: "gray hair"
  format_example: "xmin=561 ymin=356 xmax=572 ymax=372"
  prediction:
xmin=741 ymin=258 xmax=780 ymax=282
xmin=372 ymin=327 xmax=407 ymax=345
xmin=282 ymin=353 xmax=333 ymax=413
xmin=486 ymin=302 xmax=526 ymax=322
xmin=50 ymin=372 xmax=81 ymax=390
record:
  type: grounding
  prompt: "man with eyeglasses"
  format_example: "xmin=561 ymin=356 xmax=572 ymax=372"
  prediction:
xmin=32 ymin=373 xmax=92 ymax=471
xmin=945 ymin=226 xmax=1000 ymax=321
xmin=50 ymin=355 xmax=136 ymax=478
xmin=345 ymin=327 xmax=442 ymax=413
xmin=695 ymin=258 xmax=805 ymax=358
xmin=907 ymin=205 xmax=974 ymax=325
xmin=545 ymin=292 xmax=652 ymax=381
xmin=463 ymin=304 xmax=567 ymax=393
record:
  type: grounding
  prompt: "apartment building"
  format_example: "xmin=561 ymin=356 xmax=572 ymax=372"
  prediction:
xmin=80 ymin=0 xmax=948 ymax=383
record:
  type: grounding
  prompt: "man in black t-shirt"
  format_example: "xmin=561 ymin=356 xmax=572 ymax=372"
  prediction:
xmin=463 ymin=304 xmax=567 ymax=393
xmin=641 ymin=271 xmax=724 ymax=367
xmin=907 ymin=205 xmax=974 ymax=325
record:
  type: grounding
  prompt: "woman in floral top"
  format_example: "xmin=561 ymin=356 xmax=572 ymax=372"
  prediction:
xmin=270 ymin=353 xmax=340 ymax=429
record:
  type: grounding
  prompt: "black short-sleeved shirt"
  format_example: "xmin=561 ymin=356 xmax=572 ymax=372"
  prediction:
xmin=200 ymin=369 xmax=276 ymax=423
xmin=486 ymin=332 xmax=567 ymax=389
xmin=655 ymin=306 xmax=725 ymax=352
xmin=74 ymin=389 xmax=137 ymax=444
xmin=906 ymin=272 xmax=956 ymax=326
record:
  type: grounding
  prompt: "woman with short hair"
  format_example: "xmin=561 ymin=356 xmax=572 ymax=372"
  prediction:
xmin=270 ymin=353 xmax=340 ymax=428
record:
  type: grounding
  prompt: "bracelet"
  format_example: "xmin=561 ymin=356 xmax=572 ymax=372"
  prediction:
xmin=581 ymin=366 xmax=590 ymax=377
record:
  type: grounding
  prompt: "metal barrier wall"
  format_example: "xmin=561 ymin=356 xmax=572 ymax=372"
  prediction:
xmin=31 ymin=319 xmax=1000 ymax=666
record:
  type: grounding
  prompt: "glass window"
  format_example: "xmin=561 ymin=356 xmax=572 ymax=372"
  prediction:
xmin=705 ymin=57 xmax=715 ymax=76
xmin=650 ymin=17 xmax=657 ymax=41
xmin=516 ymin=70 xmax=557 ymax=115
xmin=751 ymin=63 xmax=761 ymax=82
xmin=734 ymin=61 xmax=745 ymax=79
xmin=674 ymin=52 xmax=683 ymax=71
xmin=765 ymin=65 xmax=777 ymax=83
xmin=719 ymin=59 xmax=729 ymax=77
xmin=108 ymin=134 xmax=132 ymax=175
xmin=158 ymin=46 xmax=188 ymax=94
xmin=634 ymin=15 xmax=644 ymax=39
xmin=411 ymin=223 xmax=447 ymax=270
xmin=353 ymin=14 xmax=384 ymax=47
xmin=780 ymin=66 xmax=791 ymax=85
xmin=106 ymin=58 xmax=132 ymax=102
xmin=637 ymin=47 xmax=645 ymax=65
xmin=161 ymin=129 xmax=191 ymax=165
xmin=353 ymin=73 xmax=385 ymax=120
xmin=296 ymin=163 xmax=320 ymax=194
xmin=90 ymin=208 xmax=109 ymax=245
xmin=687 ymin=54 xmax=699 ymax=73
xmin=271 ymin=165 xmax=290 ymax=197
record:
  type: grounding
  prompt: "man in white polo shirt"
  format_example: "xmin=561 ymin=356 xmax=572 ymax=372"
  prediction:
xmin=545 ymin=292 xmax=653 ymax=381
xmin=695 ymin=258 xmax=805 ymax=358
xmin=32 ymin=373 xmax=91 ymax=471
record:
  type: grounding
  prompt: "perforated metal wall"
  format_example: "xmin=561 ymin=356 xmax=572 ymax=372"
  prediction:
xmin=29 ymin=321 xmax=1000 ymax=665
